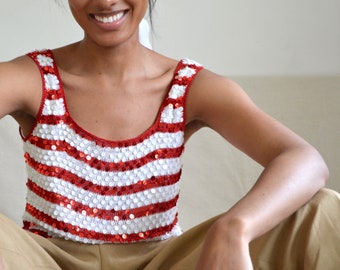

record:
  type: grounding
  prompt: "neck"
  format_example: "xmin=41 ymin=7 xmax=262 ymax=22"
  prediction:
xmin=68 ymin=34 xmax=151 ymax=79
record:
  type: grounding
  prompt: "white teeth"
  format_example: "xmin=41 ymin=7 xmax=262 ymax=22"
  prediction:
xmin=94 ymin=12 xmax=124 ymax=24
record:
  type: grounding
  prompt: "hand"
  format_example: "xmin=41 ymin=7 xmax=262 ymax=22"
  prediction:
xmin=195 ymin=219 xmax=253 ymax=270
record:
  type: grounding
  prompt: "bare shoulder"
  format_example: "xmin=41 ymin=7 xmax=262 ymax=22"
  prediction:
xmin=1 ymin=54 xmax=39 ymax=77
xmin=0 ymin=54 xmax=42 ymax=118
xmin=186 ymin=68 xmax=253 ymax=124
xmin=186 ymin=67 xmax=308 ymax=166
xmin=149 ymin=51 xmax=180 ymax=79
xmin=190 ymin=68 xmax=244 ymax=96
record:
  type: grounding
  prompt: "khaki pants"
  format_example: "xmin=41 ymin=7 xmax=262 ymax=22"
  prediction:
xmin=0 ymin=189 xmax=339 ymax=270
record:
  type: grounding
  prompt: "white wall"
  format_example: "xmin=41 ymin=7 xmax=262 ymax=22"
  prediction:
xmin=0 ymin=0 xmax=82 ymax=60
xmin=153 ymin=0 xmax=340 ymax=76
xmin=1 ymin=0 xmax=339 ymax=76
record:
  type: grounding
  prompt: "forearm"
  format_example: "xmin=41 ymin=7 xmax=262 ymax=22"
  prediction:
xmin=196 ymin=145 xmax=328 ymax=270
xmin=218 ymin=144 xmax=328 ymax=243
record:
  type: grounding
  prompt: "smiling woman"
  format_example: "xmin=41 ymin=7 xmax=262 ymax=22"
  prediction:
xmin=0 ymin=1 xmax=339 ymax=270
xmin=66 ymin=0 xmax=149 ymax=47
xmin=54 ymin=0 xmax=154 ymax=47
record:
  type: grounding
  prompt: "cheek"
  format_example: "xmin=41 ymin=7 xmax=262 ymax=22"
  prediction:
xmin=130 ymin=0 xmax=149 ymax=15
xmin=135 ymin=1 xmax=149 ymax=23
xmin=68 ymin=0 xmax=88 ymax=17
xmin=68 ymin=2 xmax=89 ymax=29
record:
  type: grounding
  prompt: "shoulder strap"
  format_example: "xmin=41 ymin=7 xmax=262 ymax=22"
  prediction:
xmin=26 ymin=50 xmax=66 ymax=119
xmin=160 ymin=59 xmax=203 ymax=126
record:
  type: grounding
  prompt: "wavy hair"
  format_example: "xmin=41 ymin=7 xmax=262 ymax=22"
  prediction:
xmin=148 ymin=0 xmax=156 ymax=27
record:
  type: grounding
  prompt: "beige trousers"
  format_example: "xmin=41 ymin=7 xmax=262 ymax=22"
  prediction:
xmin=0 ymin=188 xmax=339 ymax=270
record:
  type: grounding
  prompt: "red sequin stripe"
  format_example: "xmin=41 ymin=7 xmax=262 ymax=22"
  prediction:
xmin=23 ymin=221 xmax=51 ymax=238
xmin=27 ymin=137 xmax=183 ymax=171
xmin=27 ymin=51 xmax=57 ymax=75
xmin=35 ymin=115 xmax=184 ymax=145
xmin=27 ymin=179 xmax=179 ymax=221
xmin=172 ymin=65 xmax=203 ymax=86
xmin=37 ymin=114 xmax=67 ymax=125
xmin=24 ymin=204 xmax=178 ymax=243
xmin=25 ymin=155 xmax=181 ymax=196
xmin=27 ymin=50 xmax=53 ymax=58
xmin=163 ymin=97 xmax=184 ymax=109
xmin=45 ymin=89 xmax=63 ymax=100
xmin=157 ymin=122 xmax=185 ymax=132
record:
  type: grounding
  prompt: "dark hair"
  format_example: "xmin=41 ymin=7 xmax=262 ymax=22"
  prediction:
xmin=148 ymin=0 xmax=156 ymax=27
xmin=149 ymin=0 xmax=156 ymax=13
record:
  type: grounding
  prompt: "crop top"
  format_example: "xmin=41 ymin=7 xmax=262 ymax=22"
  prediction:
xmin=21 ymin=50 xmax=203 ymax=244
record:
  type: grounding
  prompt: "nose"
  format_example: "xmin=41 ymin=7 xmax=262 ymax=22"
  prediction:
xmin=95 ymin=0 xmax=118 ymax=10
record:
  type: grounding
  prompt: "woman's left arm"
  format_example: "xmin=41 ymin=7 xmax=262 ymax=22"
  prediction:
xmin=185 ymin=70 xmax=328 ymax=270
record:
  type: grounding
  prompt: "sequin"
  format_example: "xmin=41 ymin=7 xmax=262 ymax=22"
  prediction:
xmin=36 ymin=54 xmax=54 ymax=67
xmin=44 ymin=74 xmax=60 ymax=90
xmin=23 ymin=50 xmax=203 ymax=244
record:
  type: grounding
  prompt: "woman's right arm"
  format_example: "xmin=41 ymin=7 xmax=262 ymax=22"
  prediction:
xmin=0 ymin=56 xmax=41 ymax=127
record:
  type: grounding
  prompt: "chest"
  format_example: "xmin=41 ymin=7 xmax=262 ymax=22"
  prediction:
xmin=61 ymin=74 xmax=169 ymax=142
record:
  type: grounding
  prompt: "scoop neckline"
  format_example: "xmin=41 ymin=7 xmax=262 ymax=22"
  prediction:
xmin=47 ymin=50 xmax=184 ymax=146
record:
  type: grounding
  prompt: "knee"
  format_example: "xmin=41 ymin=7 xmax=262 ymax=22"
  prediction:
xmin=302 ymin=188 xmax=340 ymax=226
xmin=309 ymin=188 xmax=339 ymax=207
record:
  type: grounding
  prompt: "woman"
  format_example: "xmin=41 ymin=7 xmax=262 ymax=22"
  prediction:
xmin=0 ymin=1 xmax=339 ymax=269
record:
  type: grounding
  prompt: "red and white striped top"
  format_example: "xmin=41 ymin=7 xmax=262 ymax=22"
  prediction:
xmin=22 ymin=50 xmax=203 ymax=244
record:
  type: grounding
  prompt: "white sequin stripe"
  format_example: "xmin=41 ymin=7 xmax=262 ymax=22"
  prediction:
xmin=160 ymin=106 xmax=184 ymax=124
xmin=31 ymin=123 xmax=184 ymax=162
xmin=42 ymin=99 xmax=66 ymax=116
xmin=177 ymin=66 xmax=197 ymax=78
xmin=44 ymin=74 xmax=60 ymax=90
xmin=37 ymin=55 xmax=54 ymax=67
xmin=25 ymin=143 xmax=182 ymax=186
xmin=26 ymin=167 xmax=180 ymax=211
xmin=24 ymin=193 xmax=178 ymax=236
xmin=168 ymin=84 xmax=186 ymax=99
xmin=23 ymin=212 xmax=182 ymax=244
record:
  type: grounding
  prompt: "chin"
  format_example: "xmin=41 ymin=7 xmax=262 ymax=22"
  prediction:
xmin=86 ymin=32 xmax=139 ymax=49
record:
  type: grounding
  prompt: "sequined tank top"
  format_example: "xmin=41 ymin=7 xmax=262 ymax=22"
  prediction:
xmin=22 ymin=50 xmax=203 ymax=244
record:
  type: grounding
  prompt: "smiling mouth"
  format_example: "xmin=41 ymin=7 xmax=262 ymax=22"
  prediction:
xmin=93 ymin=11 xmax=125 ymax=24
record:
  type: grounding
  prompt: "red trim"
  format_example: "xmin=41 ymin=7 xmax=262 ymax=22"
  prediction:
xmin=23 ymin=50 xmax=203 ymax=147
xmin=21 ymin=50 xmax=54 ymax=142
xmin=49 ymin=50 xmax=186 ymax=147
xmin=35 ymin=115 xmax=185 ymax=148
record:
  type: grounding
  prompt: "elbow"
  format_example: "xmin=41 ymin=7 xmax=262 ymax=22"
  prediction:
xmin=310 ymin=146 xmax=329 ymax=189
xmin=320 ymin=159 xmax=329 ymax=188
